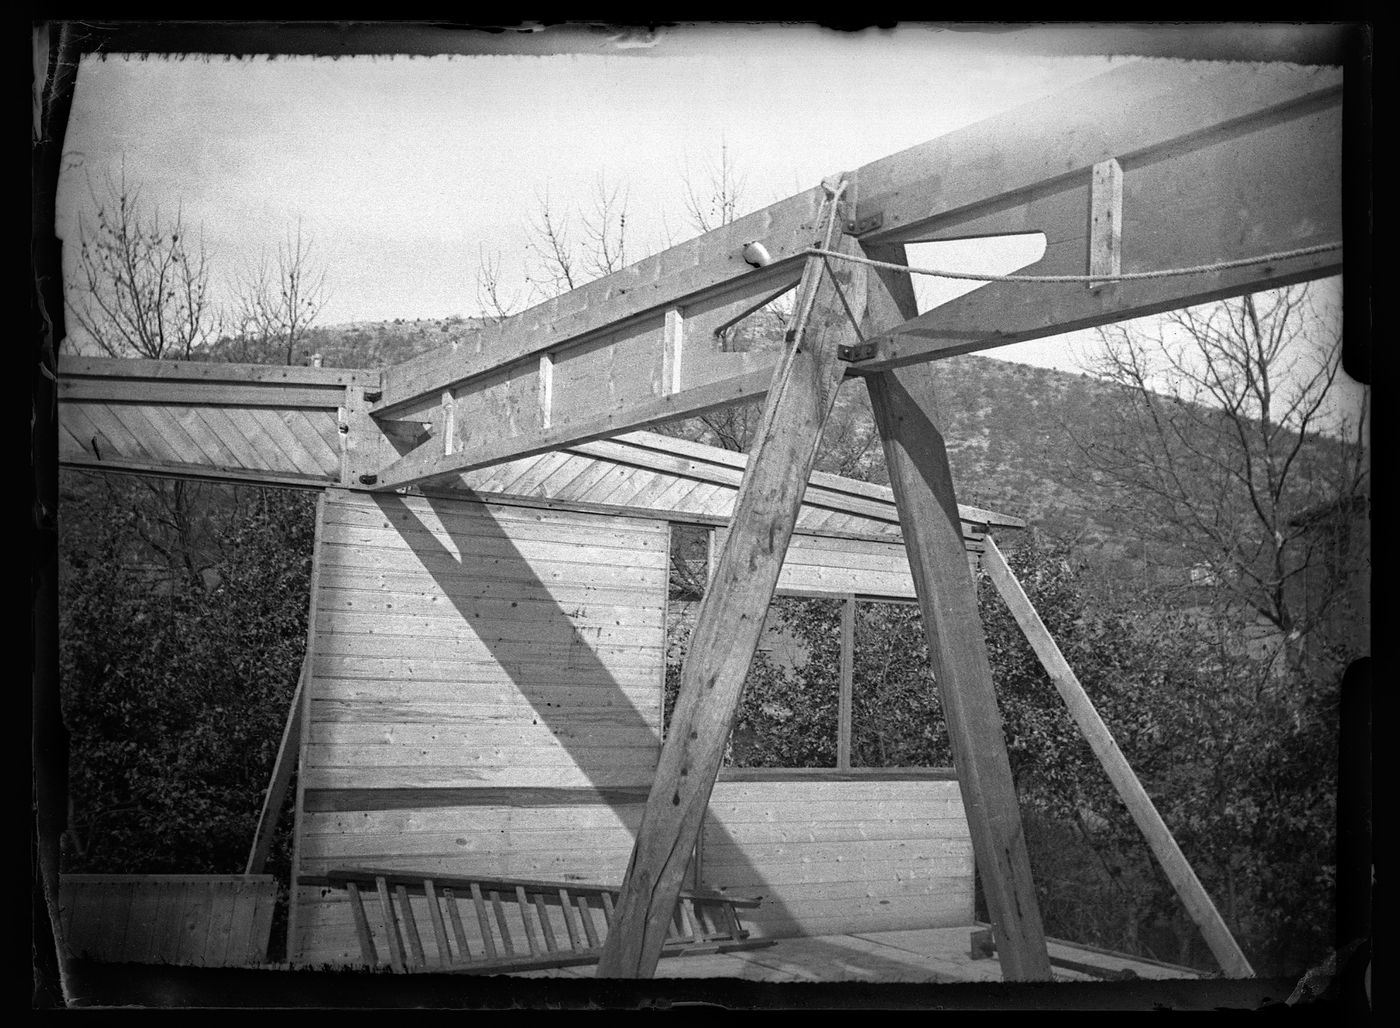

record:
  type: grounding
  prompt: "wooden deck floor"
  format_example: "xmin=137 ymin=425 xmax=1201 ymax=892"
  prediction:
xmin=512 ymin=925 xmax=1202 ymax=983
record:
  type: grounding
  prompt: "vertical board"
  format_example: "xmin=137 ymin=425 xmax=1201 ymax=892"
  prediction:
xmin=291 ymin=491 xmax=669 ymax=967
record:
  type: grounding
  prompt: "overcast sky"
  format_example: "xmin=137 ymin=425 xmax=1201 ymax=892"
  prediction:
xmin=55 ymin=22 xmax=1356 ymax=422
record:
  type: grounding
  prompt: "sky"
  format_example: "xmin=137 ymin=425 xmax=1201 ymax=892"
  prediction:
xmin=54 ymin=23 xmax=1359 ymax=424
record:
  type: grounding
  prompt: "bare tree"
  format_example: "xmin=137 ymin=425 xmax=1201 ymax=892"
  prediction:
xmin=474 ymin=245 xmax=520 ymax=326
xmin=517 ymin=175 xmax=633 ymax=306
xmin=68 ymin=167 xmax=218 ymax=360
xmin=522 ymin=185 xmax=579 ymax=300
xmin=1076 ymin=284 xmax=1368 ymax=674
xmin=233 ymin=222 xmax=328 ymax=366
xmin=579 ymin=174 xmax=630 ymax=281
xmin=682 ymin=140 xmax=746 ymax=234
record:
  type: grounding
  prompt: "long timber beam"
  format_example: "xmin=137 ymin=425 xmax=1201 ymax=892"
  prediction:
xmin=366 ymin=60 xmax=1342 ymax=491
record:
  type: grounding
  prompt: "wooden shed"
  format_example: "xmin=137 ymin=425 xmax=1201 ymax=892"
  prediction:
xmin=285 ymin=433 xmax=1021 ymax=966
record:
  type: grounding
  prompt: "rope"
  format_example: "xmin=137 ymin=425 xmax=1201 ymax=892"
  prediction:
xmin=804 ymin=241 xmax=1341 ymax=285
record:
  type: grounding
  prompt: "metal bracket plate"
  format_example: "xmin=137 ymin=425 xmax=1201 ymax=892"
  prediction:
xmin=837 ymin=341 xmax=878 ymax=362
xmin=844 ymin=211 xmax=884 ymax=235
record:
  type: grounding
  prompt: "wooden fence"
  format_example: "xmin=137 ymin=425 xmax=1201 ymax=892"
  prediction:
xmin=58 ymin=875 xmax=278 ymax=966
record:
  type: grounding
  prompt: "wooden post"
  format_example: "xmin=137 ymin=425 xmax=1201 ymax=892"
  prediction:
xmin=662 ymin=307 xmax=683 ymax=395
xmin=597 ymin=183 xmax=861 ymax=978
xmin=838 ymin=593 xmax=855 ymax=770
xmin=245 ymin=659 xmax=307 ymax=875
xmin=1088 ymin=158 xmax=1123 ymax=289
xmin=858 ymin=240 xmax=1051 ymax=981
xmin=981 ymin=535 xmax=1256 ymax=977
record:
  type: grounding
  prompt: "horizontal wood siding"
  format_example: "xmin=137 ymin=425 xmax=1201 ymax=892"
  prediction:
xmin=710 ymin=530 xmax=973 ymax=599
xmin=703 ymin=779 xmax=973 ymax=939
xmin=292 ymin=491 xmax=666 ymax=967
xmin=58 ymin=875 xmax=276 ymax=966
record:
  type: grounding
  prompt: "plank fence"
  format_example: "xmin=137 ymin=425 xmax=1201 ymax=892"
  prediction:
xmin=58 ymin=875 xmax=277 ymax=967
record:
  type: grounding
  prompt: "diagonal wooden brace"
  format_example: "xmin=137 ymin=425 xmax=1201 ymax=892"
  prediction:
xmin=596 ymin=183 xmax=864 ymax=978
xmin=981 ymin=534 xmax=1254 ymax=977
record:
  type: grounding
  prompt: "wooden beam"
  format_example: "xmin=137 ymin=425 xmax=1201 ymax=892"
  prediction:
xmin=838 ymin=593 xmax=855 ymax=771
xmin=981 ymin=535 xmax=1255 ymax=977
xmin=366 ymin=62 xmax=1339 ymax=485
xmin=245 ymin=661 xmax=307 ymax=875
xmin=58 ymin=453 xmax=333 ymax=491
xmin=596 ymin=187 xmax=862 ymax=978
xmin=851 ymin=62 xmax=1338 ymax=245
xmin=367 ymin=61 xmax=1336 ymax=426
xmin=375 ymin=207 xmax=818 ymax=416
xmin=57 ymin=355 xmax=377 ymax=388
xmin=59 ymin=377 xmax=350 ymax=410
xmin=374 ymin=367 xmax=776 ymax=490
xmin=858 ymin=237 xmax=1050 ymax=981
xmin=849 ymin=72 xmax=1340 ymax=371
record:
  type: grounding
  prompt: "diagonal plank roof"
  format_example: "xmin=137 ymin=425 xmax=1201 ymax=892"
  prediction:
xmin=447 ymin=430 xmax=1021 ymax=543
xmin=57 ymin=356 xmax=1021 ymax=546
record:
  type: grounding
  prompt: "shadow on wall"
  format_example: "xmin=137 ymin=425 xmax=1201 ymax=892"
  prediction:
xmin=297 ymin=490 xmax=791 ymax=954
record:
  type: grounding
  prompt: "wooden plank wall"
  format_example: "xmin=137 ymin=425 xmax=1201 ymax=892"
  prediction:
xmin=291 ymin=490 xmax=668 ymax=967
xmin=711 ymin=530 xmax=981 ymax=599
xmin=58 ymin=875 xmax=277 ymax=966
xmin=703 ymin=777 xmax=974 ymax=939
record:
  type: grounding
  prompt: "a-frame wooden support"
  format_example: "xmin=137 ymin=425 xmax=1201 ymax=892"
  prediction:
xmin=597 ymin=183 xmax=864 ymax=978
xmin=982 ymin=535 xmax=1255 ymax=977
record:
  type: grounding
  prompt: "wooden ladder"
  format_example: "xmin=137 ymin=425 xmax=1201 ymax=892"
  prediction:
xmin=324 ymin=868 xmax=770 ymax=974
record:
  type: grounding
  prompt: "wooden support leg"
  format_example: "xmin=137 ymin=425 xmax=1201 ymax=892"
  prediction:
xmin=865 ymin=363 xmax=1052 ymax=981
xmin=244 ymin=659 xmax=307 ymax=875
xmin=854 ymin=238 xmax=1050 ymax=980
xmin=597 ymin=185 xmax=862 ymax=979
xmin=982 ymin=535 xmax=1255 ymax=977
